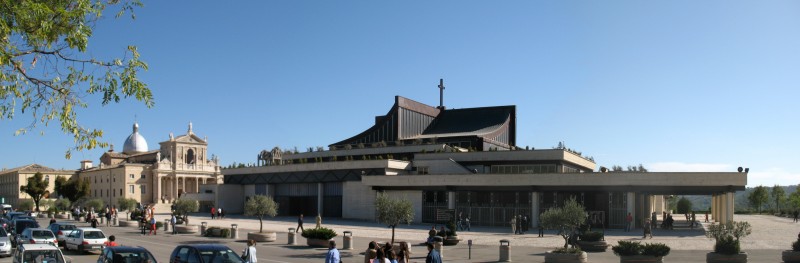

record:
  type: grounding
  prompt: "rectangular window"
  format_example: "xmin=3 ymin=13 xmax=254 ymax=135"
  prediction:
xmin=120 ymin=189 xmax=123 ymax=196
xmin=129 ymin=185 xmax=134 ymax=194
xmin=141 ymin=185 xmax=146 ymax=195
xmin=141 ymin=174 xmax=146 ymax=179
xmin=417 ymin=166 xmax=429 ymax=175
xmin=129 ymin=174 xmax=134 ymax=179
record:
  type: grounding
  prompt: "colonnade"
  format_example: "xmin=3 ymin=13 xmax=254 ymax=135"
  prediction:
xmin=154 ymin=175 xmax=216 ymax=203
xmin=711 ymin=192 xmax=735 ymax=224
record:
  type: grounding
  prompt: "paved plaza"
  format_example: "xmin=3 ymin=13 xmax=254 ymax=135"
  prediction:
xmin=1 ymin=214 xmax=797 ymax=263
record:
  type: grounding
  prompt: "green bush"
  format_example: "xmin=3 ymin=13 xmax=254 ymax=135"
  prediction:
xmin=301 ymin=227 xmax=337 ymax=240
xmin=642 ymin=243 xmax=671 ymax=257
xmin=612 ymin=241 xmax=643 ymax=256
xmin=446 ymin=220 xmax=457 ymax=236
xmin=550 ymin=247 xmax=582 ymax=254
xmin=220 ymin=228 xmax=230 ymax=238
xmin=714 ymin=236 xmax=740 ymax=255
xmin=156 ymin=222 xmax=164 ymax=228
xmin=579 ymin=231 xmax=603 ymax=242
xmin=19 ymin=200 xmax=34 ymax=211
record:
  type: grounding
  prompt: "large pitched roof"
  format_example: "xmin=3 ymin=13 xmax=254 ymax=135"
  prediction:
xmin=417 ymin=106 xmax=514 ymax=138
xmin=0 ymin=164 xmax=73 ymax=175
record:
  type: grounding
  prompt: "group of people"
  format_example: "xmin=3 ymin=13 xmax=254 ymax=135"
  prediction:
xmin=362 ymin=240 xmax=414 ymax=263
xmin=456 ymin=212 xmax=470 ymax=231
xmin=210 ymin=206 xmax=225 ymax=219
xmin=509 ymin=214 xmax=529 ymax=234
xmin=72 ymin=205 xmax=118 ymax=228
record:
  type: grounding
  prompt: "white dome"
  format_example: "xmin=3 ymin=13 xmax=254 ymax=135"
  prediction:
xmin=122 ymin=122 xmax=148 ymax=154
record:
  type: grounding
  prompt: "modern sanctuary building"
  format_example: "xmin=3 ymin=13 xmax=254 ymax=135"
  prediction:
xmin=222 ymin=93 xmax=746 ymax=229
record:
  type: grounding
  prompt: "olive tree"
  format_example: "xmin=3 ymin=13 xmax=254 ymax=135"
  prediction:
xmin=748 ymin=186 xmax=769 ymax=213
xmin=244 ymin=195 xmax=279 ymax=233
xmin=20 ymin=172 xmax=49 ymax=211
xmin=116 ymin=197 xmax=137 ymax=220
xmin=540 ymin=197 xmax=586 ymax=248
xmin=375 ymin=193 xmax=415 ymax=245
xmin=173 ymin=199 xmax=198 ymax=225
xmin=676 ymin=197 xmax=693 ymax=214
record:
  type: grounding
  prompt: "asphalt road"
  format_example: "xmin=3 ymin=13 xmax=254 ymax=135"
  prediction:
xmin=0 ymin=217 xmax=790 ymax=263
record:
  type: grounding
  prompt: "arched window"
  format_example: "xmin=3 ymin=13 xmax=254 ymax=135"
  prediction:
xmin=186 ymin=149 xmax=195 ymax=164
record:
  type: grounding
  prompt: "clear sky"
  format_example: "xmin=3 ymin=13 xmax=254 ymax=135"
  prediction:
xmin=2 ymin=1 xmax=798 ymax=187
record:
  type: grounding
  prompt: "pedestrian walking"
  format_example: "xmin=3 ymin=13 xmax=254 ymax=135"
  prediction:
xmin=211 ymin=206 xmax=216 ymax=219
xmin=91 ymin=215 xmax=98 ymax=228
xmin=365 ymin=241 xmax=378 ymax=263
xmin=425 ymin=242 xmax=442 ymax=263
xmin=691 ymin=212 xmax=696 ymax=229
xmin=521 ymin=215 xmax=529 ymax=234
xmin=625 ymin=212 xmax=633 ymax=232
xmin=296 ymin=214 xmax=305 ymax=233
xmin=218 ymin=207 xmax=223 ymax=219
xmin=148 ymin=216 xmax=157 ymax=235
xmin=105 ymin=210 xmax=112 ymax=227
xmin=49 ymin=217 xmax=56 ymax=225
xmin=426 ymin=226 xmax=436 ymax=243
xmin=456 ymin=212 xmax=464 ymax=231
xmin=242 ymin=239 xmax=257 ymax=263
xmin=171 ymin=214 xmax=177 ymax=234
xmin=538 ymin=220 xmax=544 ymax=237
xmin=140 ymin=216 xmax=147 ymax=235
xmin=316 ymin=214 xmax=322 ymax=229
xmin=397 ymin=242 xmax=411 ymax=263
xmin=643 ymin=218 xmax=653 ymax=239
xmin=705 ymin=211 xmax=709 ymax=222
xmin=325 ymin=240 xmax=340 ymax=263
xmin=651 ymin=212 xmax=658 ymax=228
xmin=104 ymin=235 xmax=119 ymax=247
xmin=510 ymin=216 xmax=517 ymax=234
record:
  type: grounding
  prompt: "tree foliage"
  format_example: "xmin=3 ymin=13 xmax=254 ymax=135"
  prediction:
xmin=116 ymin=197 xmax=137 ymax=220
xmin=789 ymin=185 xmax=800 ymax=211
xmin=540 ymin=197 xmax=586 ymax=248
xmin=173 ymin=199 xmax=198 ymax=224
xmin=84 ymin=198 xmax=104 ymax=212
xmin=0 ymin=0 xmax=153 ymax=158
xmin=375 ymin=193 xmax=415 ymax=244
xmin=676 ymin=197 xmax=693 ymax=214
xmin=54 ymin=176 xmax=90 ymax=202
xmin=244 ymin=195 xmax=278 ymax=233
xmin=20 ymin=172 xmax=49 ymax=211
xmin=771 ymin=185 xmax=786 ymax=212
xmin=18 ymin=200 xmax=34 ymax=211
xmin=748 ymin=186 xmax=769 ymax=213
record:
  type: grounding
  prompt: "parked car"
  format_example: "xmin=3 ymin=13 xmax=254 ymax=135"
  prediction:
xmin=0 ymin=227 xmax=12 ymax=257
xmin=12 ymin=243 xmax=69 ymax=263
xmin=5 ymin=212 xmax=25 ymax=221
xmin=47 ymin=223 xmax=78 ymax=247
xmin=169 ymin=244 xmax=244 ymax=263
xmin=15 ymin=228 xmax=57 ymax=247
xmin=96 ymin=246 xmax=157 ymax=263
xmin=10 ymin=216 xmax=36 ymax=227
xmin=64 ymin=228 xmax=107 ymax=253
xmin=1 ymin=204 xmax=12 ymax=215
xmin=10 ymin=219 xmax=40 ymax=246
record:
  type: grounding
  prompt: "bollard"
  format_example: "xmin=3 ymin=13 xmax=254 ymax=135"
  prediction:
xmin=201 ymin=222 xmax=208 ymax=236
xmin=230 ymin=224 xmax=238 ymax=239
xmin=433 ymin=236 xmax=444 ymax=258
xmin=499 ymin=239 xmax=511 ymax=262
xmin=288 ymin=228 xmax=297 ymax=245
xmin=342 ymin=231 xmax=353 ymax=250
xmin=164 ymin=219 xmax=170 ymax=232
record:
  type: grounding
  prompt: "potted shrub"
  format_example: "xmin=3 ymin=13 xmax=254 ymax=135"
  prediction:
xmin=612 ymin=241 xmax=670 ymax=263
xmin=542 ymin=197 xmax=589 ymax=263
xmin=544 ymin=247 xmax=587 ymax=263
xmin=705 ymin=221 xmax=751 ymax=263
xmin=782 ymin=234 xmax=800 ymax=263
xmin=577 ymin=231 xmax=608 ymax=252
xmin=443 ymin=220 xmax=461 ymax=246
xmin=301 ymin=227 xmax=337 ymax=247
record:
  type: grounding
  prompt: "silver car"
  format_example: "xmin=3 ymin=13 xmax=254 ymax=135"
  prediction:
xmin=16 ymin=228 xmax=57 ymax=247
xmin=0 ymin=227 xmax=11 ymax=257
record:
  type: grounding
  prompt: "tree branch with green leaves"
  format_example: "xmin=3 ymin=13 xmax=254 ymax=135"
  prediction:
xmin=0 ymin=0 xmax=153 ymax=159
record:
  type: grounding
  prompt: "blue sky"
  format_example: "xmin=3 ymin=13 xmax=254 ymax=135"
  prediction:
xmin=2 ymin=1 xmax=798 ymax=187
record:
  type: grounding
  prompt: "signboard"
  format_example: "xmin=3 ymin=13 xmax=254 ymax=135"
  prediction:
xmin=435 ymin=209 xmax=455 ymax=223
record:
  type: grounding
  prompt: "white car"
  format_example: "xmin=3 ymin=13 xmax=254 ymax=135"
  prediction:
xmin=15 ymin=228 xmax=57 ymax=247
xmin=0 ymin=227 xmax=11 ymax=257
xmin=63 ymin=228 xmax=107 ymax=253
xmin=13 ymin=243 xmax=69 ymax=263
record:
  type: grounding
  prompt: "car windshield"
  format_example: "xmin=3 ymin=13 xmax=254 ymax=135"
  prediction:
xmin=84 ymin=231 xmax=105 ymax=239
xmin=112 ymin=251 xmax=156 ymax=263
xmin=22 ymin=250 xmax=65 ymax=263
xmin=17 ymin=221 xmax=39 ymax=231
xmin=59 ymin=225 xmax=76 ymax=230
xmin=32 ymin=230 xmax=54 ymax=239
xmin=198 ymin=248 xmax=244 ymax=263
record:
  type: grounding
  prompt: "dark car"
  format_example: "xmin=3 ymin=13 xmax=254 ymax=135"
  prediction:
xmin=96 ymin=246 xmax=157 ymax=263
xmin=5 ymin=212 xmax=25 ymax=221
xmin=11 ymin=219 xmax=40 ymax=246
xmin=169 ymin=244 xmax=244 ymax=263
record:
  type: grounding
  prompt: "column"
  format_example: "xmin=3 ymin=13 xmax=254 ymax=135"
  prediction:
xmin=721 ymin=194 xmax=729 ymax=224
xmin=531 ymin=192 xmax=540 ymax=227
xmin=447 ymin=191 xmax=456 ymax=210
xmin=627 ymin=192 xmax=636 ymax=229
xmin=182 ymin=177 xmax=186 ymax=195
xmin=317 ymin=183 xmax=323 ymax=216
xmin=195 ymin=177 xmax=199 ymax=193
xmin=155 ymin=175 xmax=162 ymax=203
xmin=711 ymin=194 xmax=717 ymax=222
xmin=726 ymin=192 xmax=735 ymax=223
xmin=173 ymin=176 xmax=178 ymax=200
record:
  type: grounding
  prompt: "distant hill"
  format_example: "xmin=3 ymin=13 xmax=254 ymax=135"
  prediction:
xmin=675 ymin=185 xmax=797 ymax=212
